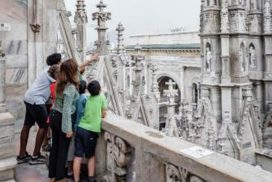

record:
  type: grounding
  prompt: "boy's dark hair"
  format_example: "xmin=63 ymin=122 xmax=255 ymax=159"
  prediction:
xmin=79 ymin=80 xmax=87 ymax=94
xmin=87 ymin=80 xmax=101 ymax=96
xmin=46 ymin=53 xmax=61 ymax=66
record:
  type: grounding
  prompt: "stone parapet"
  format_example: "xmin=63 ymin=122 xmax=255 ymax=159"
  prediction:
xmin=97 ymin=113 xmax=272 ymax=182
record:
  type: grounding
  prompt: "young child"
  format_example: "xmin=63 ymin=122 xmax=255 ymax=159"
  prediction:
xmin=67 ymin=80 xmax=87 ymax=178
xmin=74 ymin=80 xmax=88 ymax=131
xmin=73 ymin=80 xmax=107 ymax=182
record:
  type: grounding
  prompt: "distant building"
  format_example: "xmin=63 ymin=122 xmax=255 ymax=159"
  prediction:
xmin=126 ymin=31 xmax=201 ymax=128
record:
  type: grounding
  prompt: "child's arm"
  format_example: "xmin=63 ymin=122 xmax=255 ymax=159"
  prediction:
xmin=102 ymin=109 xmax=107 ymax=118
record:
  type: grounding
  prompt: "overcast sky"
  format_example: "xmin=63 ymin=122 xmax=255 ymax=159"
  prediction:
xmin=64 ymin=0 xmax=200 ymax=46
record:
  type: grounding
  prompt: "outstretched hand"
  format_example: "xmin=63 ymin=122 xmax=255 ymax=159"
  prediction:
xmin=91 ymin=52 xmax=100 ymax=62
xmin=79 ymin=52 xmax=100 ymax=73
xmin=85 ymin=52 xmax=100 ymax=65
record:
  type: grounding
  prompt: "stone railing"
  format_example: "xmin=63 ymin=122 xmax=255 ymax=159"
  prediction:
xmin=95 ymin=113 xmax=272 ymax=182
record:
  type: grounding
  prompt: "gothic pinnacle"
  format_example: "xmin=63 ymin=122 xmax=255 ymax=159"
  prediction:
xmin=116 ymin=23 xmax=125 ymax=54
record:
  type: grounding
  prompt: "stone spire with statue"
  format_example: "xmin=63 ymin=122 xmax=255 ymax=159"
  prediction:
xmin=74 ymin=0 xmax=88 ymax=63
xmin=92 ymin=0 xmax=111 ymax=54
xmin=116 ymin=23 xmax=125 ymax=55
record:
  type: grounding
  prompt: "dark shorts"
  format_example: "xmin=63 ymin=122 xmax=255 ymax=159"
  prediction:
xmin=24 ymin=101 xmax=49 ymax=128
xmin=74 ymin=127 xmax=98 ymax=158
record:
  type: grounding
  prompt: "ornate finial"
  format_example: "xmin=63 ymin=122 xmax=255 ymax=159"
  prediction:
xmin=116 ymin=23 xmax=125 ymax=54
xmin=75 ymin=0 xmax=88 ymax=24
xmin=92 ymin=0 xmax=111 ymax=53
xmin=97 ymin=0 xmax=107 ymax=11
xmin=92 ymin=0 xmax=111 ymax=22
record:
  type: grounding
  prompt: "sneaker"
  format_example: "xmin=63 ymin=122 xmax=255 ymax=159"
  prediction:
xmin=16 ymin=152 xmax=31 ymax=164
xmin=29 ymin=153 xmax=46 ymax=165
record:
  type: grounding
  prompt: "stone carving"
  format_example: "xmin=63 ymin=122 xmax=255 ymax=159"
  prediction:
xmin=116 ymin=23 xmax=125 ymax=55
xmin=239 ymin=47 xmax=246 ymax=72
xmin=238 ymin=88 xmax=262 ymax=153
xmin=221 ymin=0 xmax=229 ymax=32
xmin=249 ymin=45 xmax=256 ymax=69
xmin=163 ymin=80 xmax=178 ymax=105
xmin=165 ymin=115 xmax=179 ymax=137
xmin=92 ymin=0 xmax=111 ymax=54
xmin=194 ymin=88 xmax=217 ymax=150
xmin=74 ymin=0 xmax=88 ymax=24
xmin=150 ymin=64 xmax=160 ymax=101
xmin=265 ymin=0 xmax=271 ymax=15
xmin=166 ymin=164 xmax=181 ymax=181
xmin=264 ymin=0 xmax=271 ymax=33
xmin=230 ymin=11 xmax=246 ymax=32
xmin=166 ymin=163 xmax=206 ymax=182
xmin=205 ymin=46 xmax=212 ymax=72
xmin=104 ymin=131 xmax=131 ymax=181
xmin=203 ymin=11 xmax=220 ymax=33
xmin=92 ymin=1 xmax=111 ymax=22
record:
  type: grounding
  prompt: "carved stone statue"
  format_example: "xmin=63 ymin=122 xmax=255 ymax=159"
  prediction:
xmin=166 ymin=116 xmax=179 ymax=137
xmin=249 ymin=45 xmax=256 ymax=69
xmin=205 ymin=46 xmax=212 ymax=72
xmin=264 ymin=1 xmax=271 ymax=33
xmin=250 ymin=0 xmax=257 ymax=10
xmin=221 ymin=1 xmax=229 ymax=32
xmin=265 ymin=0 xmax=271 ymax=15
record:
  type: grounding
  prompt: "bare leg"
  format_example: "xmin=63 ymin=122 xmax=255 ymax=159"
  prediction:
xmin=88 ymin=156 xmax=95 ymax=177
xmin=73 ymin=157 xmax=82 ymax=182
xmin=42 ymin=128 xmax=49 ymax=146
xmin=19 ymin=125 xmax=31 ymax=156
xmin=33 ymin=128 xmax=47 ymax=156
